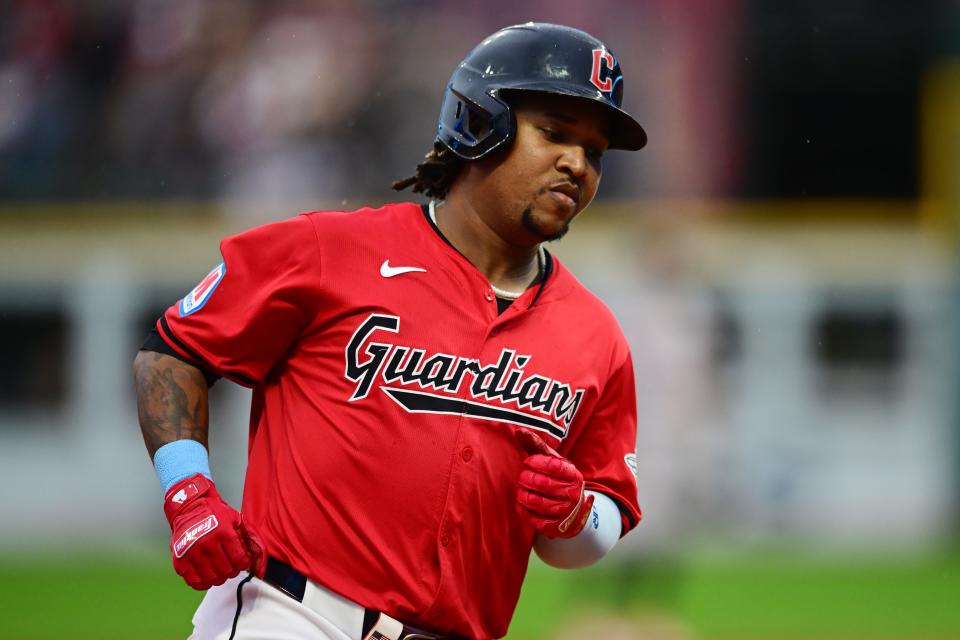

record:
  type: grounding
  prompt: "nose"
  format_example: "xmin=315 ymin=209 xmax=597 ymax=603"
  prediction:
xmin=556 ymin=144 xmax=588 ymax=179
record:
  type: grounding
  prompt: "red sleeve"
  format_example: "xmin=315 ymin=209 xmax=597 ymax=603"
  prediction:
xmin=568 ymin=351 xmax=641 ymax=536
xmin=157 ymin=214 xmax=323 ymax=386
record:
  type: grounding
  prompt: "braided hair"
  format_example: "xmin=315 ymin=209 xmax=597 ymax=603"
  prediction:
xmin=391 ymin=141 xmax=465 ymax=200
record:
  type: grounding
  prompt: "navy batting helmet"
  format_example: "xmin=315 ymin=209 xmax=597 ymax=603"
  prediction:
xmin=436 ymin=22 xmax=647 ymax=160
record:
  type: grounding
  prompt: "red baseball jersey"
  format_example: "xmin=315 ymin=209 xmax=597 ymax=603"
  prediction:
xmin=158 ymin=202 xmax=641 ymax=639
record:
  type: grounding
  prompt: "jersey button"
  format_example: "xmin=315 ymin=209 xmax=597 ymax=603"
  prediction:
xmin=485 ymin=290 xmax=494 ymax=302
xmin=461 ymin=446 xmax=474 ymax=462
xmin=440 ymin=532 xmax=451 ymax=547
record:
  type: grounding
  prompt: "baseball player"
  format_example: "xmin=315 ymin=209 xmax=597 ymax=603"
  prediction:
xmin=134 ymin=22 xmax=645 ymax=640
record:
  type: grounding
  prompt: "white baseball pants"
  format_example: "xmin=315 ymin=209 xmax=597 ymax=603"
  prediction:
xmin=188 ymin=572 xmax=366 ymax=640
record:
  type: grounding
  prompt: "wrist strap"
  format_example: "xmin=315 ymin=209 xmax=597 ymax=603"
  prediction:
xmin=153 ymin=440 xmax=212 ymax=493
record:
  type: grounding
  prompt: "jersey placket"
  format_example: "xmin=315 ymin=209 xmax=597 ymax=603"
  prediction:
xmin=435 ymin=280 xmax=498 ymax=550
xmin=427 ymin=275 xmax=534 ymax=596
xmin=452 ymin=296 xmax=541 ymax=494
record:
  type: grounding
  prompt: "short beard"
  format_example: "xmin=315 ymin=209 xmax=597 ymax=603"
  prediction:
xmin=521 ymin=206 xmax=570 ymax=242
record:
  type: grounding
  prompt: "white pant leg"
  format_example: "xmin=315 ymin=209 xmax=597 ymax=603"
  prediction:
xmin=188 ymin=573 xmax=365 ymax=640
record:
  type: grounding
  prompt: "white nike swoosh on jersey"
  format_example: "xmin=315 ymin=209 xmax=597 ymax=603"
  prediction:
xmin=380 ymin=260 xmax=427 ymax=278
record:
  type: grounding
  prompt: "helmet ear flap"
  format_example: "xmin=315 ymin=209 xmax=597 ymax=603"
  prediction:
xmin=445 ymin=89 xmax=492 ymax=143
xmin=437 ymin=83 xmax=515 ymax=160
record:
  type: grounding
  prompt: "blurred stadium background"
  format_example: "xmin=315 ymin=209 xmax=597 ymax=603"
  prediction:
xmin=1 ymin=1 xmax=959 ymax=638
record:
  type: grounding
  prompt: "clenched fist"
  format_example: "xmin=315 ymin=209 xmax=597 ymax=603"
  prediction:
xmin=163 ymin=474 xmax=265 ymax=590
xmin=514 ymin=429 xmax=594 ymax=539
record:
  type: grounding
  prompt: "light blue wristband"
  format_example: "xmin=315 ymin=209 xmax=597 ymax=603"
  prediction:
xmin=153 ymin=440 xmax=212 ymax=493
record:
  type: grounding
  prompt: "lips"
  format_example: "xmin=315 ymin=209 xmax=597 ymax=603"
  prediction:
xmin=548 ymin=182 xmax=580 ymax=208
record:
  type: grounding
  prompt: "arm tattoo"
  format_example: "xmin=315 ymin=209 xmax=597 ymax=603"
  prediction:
xmin=133 ymin=351 xmax=210 ymax=458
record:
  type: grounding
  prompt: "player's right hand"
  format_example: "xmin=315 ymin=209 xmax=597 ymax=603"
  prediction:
xmin=163 ymin=474 xmax=266 ymax=590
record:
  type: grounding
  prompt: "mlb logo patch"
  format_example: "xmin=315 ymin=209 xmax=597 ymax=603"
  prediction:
xmin=180 ymin=262 xmax=226 ymax=317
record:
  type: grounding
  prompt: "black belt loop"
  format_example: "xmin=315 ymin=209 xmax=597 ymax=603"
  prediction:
xmin=263 ymin=556 xmax=307 ymax=602
xmin=362 ymin=609 xmax=381 ymax=637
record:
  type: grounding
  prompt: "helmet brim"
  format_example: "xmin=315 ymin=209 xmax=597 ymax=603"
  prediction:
xmin=493 ymin=84 xmax=647 ymax=151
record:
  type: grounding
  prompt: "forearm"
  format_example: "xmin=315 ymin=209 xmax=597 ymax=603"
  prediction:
xmin=135 ymin=351 xmax=260 ymax=588
xmin=533 ymin=491 xmax=622 ymax=569
xmin=133 ymin=350 xmax=210 ymax=458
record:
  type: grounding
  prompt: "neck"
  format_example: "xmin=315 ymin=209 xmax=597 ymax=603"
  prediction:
xmin=432 ymin=195 xmax=541 ymax=294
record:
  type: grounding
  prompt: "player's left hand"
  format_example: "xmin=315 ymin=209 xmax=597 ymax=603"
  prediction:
xmin=514 ymin=429 xmax=594 ymax=539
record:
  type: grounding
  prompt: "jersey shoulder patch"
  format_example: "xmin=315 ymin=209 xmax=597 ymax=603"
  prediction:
xmin=180 ymin=262 xmax=226 ymax=317
xmin=624 ymin=452 xmax=638 ymax=480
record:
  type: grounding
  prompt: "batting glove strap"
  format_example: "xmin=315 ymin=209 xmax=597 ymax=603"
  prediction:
xmin=557 ymin=488 xmax=595 ymax=535
xmin=163 ymin=473 xmax=215 ymax=520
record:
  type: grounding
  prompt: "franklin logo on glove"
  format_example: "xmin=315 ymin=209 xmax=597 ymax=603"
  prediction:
xmin=173 ymin=515 xmax=219 ymax=558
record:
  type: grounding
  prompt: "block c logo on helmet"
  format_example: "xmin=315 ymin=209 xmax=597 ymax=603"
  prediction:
xmin=590 ymin=48 xmax=616 ymax=93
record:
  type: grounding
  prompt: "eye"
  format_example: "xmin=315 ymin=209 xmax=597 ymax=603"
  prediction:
xmin=539 ymin=127 xmax=562 ymax=142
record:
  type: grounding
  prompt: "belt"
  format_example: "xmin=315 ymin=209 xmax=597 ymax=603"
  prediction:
xmin=262 ymin=556 xmax=453 ymax=640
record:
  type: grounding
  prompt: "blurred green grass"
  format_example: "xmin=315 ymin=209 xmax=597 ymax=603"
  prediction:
xmin=1 ymin=547 xmax=958 ymax=639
